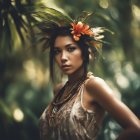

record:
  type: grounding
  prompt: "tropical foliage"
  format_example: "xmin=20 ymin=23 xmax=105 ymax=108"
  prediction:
xmin=0 ymin=0 xmax=140 ymax=140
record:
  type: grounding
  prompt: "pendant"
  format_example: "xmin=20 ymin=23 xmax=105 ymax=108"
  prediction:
xmin=49 ymin=106 xmax=58 ymax=126
xmin=52 ymin=106 xmax=58 ymax=114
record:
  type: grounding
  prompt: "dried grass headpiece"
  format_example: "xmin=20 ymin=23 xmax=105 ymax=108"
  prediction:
xmin=36 ymin=7 xmax=112 ymax=55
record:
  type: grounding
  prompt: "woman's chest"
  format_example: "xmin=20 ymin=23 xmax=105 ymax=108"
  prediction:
xmin=50 ymin=95 xmax=96 ymax=127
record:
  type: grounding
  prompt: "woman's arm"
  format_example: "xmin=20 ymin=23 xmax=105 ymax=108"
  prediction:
xmin=86 ymin=77 xmax=140 ymax=140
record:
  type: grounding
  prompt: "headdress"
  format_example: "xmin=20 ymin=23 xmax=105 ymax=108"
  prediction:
xmin=36 ymin=7 xmax=111 ymax=55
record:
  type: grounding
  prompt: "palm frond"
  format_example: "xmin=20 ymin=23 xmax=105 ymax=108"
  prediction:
xmin=0 ymin=1 xmax=73 ymax=50
xmin=76 ymin=11 xmax=93 ymax=23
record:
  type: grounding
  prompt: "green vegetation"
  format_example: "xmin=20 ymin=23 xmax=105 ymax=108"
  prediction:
xmin=0 ymin=0 xmax=140 ymax=140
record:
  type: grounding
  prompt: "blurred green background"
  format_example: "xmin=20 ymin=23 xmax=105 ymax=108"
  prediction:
xmin=0 ymin=0 xmax=140 ymax=140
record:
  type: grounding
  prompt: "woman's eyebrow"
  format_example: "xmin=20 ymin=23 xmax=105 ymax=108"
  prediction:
xmin=54 ymin=43 xmax=77 ymax=48
xmin=65 ymin=43 xmax=77 ymax=48
xmin=65 ymin=44 xmax=73 ymax=47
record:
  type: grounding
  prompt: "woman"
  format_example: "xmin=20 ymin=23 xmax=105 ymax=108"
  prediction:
xmin=38 ymin=10 xmax=140 ymax=140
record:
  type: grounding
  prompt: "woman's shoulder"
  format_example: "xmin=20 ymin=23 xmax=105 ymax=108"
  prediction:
xmin=86 ymin=74 xmax=106 ymax=89
xmin=85 ymin=74 xmax=113 ymax=97
xmin=85 ymin=74 xmax=116 ymax=107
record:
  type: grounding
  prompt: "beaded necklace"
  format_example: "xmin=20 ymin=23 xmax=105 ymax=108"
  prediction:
xmin=49 ymin=74 xmax=87 ymax=122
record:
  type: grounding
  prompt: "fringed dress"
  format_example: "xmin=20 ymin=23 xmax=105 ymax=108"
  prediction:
xmin=39 ymin=73 xmax=100 ymax=140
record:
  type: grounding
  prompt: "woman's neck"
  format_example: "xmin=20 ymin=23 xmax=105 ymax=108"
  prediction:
xmin=68 ymin=66 xmax=86 ymax=83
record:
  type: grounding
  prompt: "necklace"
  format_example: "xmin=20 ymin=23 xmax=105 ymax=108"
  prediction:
xmin=48 ymin=72 xmax=93 ymax=126
xmin=48 ymin=76 xmax=86 ymax=126
xmin=50 ymin=74 xmax=87 ymax=118
xmin=53 ymin=76 xmax=85 ymax=106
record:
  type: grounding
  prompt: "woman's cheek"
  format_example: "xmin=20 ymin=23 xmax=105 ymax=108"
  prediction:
xmin=55 ymin=56 xmax=60 ymax=65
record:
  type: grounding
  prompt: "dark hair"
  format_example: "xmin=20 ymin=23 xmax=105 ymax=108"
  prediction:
xmin=49 ymin=26 xmax=96 ymax=82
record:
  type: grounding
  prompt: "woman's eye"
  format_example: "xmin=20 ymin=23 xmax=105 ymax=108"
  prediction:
xmin=67 ymin=47 xmax=76 ymax=52
xmin=54 ymin=49 xmax=61 ymax=55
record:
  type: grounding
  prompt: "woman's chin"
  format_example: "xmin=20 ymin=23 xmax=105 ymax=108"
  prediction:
xmin=61 ymin=69 xmax=75 ymax=75
xmin=63 ymin=71 xmax=73 ymax=75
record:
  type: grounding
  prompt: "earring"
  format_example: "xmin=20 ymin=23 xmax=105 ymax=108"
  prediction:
xmin=88 ymin=48 xmax=94 ymax=61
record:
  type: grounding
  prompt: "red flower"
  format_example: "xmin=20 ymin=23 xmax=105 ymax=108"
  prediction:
xmin=70 ymin=21 xmax=94 ymax=41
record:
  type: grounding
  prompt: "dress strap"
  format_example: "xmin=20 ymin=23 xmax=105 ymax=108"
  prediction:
xmin=87 ymin=71 xmax=93 ymax=78
xmin=78 ymin=72 xmax=95 ymax=113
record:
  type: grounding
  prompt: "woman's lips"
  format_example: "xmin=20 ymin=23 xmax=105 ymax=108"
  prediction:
xmin=61 ymin=65 xmax=71 ymax=70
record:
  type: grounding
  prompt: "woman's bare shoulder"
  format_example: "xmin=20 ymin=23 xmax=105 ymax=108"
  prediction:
xmin=85 ymin=75 xmax=107 ymax=90
xmin=85 ymin=75 xmax=113 ymax=99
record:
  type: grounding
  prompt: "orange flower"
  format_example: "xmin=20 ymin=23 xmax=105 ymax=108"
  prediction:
xmin=70 ymin=21 xmax=94 ymax=41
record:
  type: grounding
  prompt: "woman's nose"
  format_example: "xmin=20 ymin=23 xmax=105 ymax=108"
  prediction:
xmin=61 ymin=51 xmax=68 ymax=62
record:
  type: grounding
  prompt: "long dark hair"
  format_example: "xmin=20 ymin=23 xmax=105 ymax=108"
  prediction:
xmin=49 ymin=26 xmax=96 ymax=82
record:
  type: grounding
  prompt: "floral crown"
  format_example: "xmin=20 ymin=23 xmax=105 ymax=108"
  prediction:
xmin=70 ymin=21 xmax=105 ymax=42
xmin=36 ymin=8 xmax=111 ymax=54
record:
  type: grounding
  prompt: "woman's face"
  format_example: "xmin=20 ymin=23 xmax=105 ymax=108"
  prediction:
xmin=54 ymin=36 xmax=83 ymax=75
